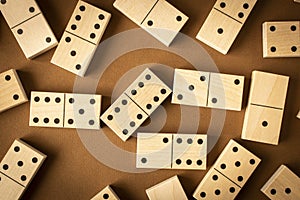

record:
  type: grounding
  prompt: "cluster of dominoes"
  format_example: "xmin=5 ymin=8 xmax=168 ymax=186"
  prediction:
xmin=136 ymin=133 xmax=207 ymax=170
xmin=29 ymin=91 xmax=101 ymax=130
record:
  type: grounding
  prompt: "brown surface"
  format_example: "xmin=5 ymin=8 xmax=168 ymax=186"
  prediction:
xmin=0 ymin=0 xmax=300 ymax=199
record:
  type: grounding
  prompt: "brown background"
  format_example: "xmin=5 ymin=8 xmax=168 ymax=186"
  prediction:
xmin=0 ymin=0 xmax=300 ymax=199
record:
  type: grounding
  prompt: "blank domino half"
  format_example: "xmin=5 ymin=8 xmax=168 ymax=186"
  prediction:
xmin=91 ymin=185 xmax=120 ymax=200
xmin=242 ymin=71 xmax=289 ymax=145
xmin=263 ymin=21 xmax=300 ymax=58
xmin=0 ymin=69 xmax=28 ymax=113
xmin=51 ymin=0 xmax=111 ymax=77
xmin=146 ymin=176 xmax=188 ymax=200
xmin=0 ymin=0 xmax=57 ymax=59
xmin=113 ymin=0 xmax=188 ymax=46
xmin=196 ymin=0 xmax=257 ymax=54
xmin=261 ymin=165 xmax=300 ymax=200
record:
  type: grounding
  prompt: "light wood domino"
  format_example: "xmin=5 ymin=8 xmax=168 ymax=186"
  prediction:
xmin=91 ymin=185 xmax=120 ymax=200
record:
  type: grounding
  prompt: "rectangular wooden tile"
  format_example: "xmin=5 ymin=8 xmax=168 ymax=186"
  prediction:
xmin=11 ymin=14 xmax=58 ymax=59
xmin=51 ymin=31 xmax=97 ymax=77
xmin=100 ymin=94 xmax=148 ymax=141
xmin=65 ymin=0 xmax=111 ymax=45
xmin=263 ymin=21 xmax=300 ymax=58
xmin=0 ymin=69 xmax=28 ymax=113
xmin=0 ymin=139 xmax=46 ymax=188
xmin=295 ymin=0 xmax=300 ymax=3
xmin=64 ymin=93 xmax=101 ymax=130
xmin=214 ymin=0 xmax=257 ymax=24
xmin=193 ymin=168 xmax=241 ymax=200
xmin=213 ymin=139 xmax=261 ymax=187
xmin=124 ymin=68 xmax=172 ymax=115
xmin=241 ymin=104 xmax=284 ymax=145
xmin=141 ymin=0 xmax=189 ymax=46
xmin=146 ymin=176 xmax=188 ymax=200
xmin=297 ymin=110 xmax=300 ymax=119
xmin=0 ymin=172 xmax=24 ymax=200
xmin=172 ymin=134 xmax=207 ymax=170
xmin=171 ymin=69 xmax=210 ymax=107
xmin=248 ymin=71 xmax=289 ymax=109
xmin=196 ymin=9 xmax=243 ymax=54
xmin=91 ymin=185 xmax=120 ymax=200
xmin=136 ymin=133 xmax=172 ymax=169
xmin=29 ymin=91 xmax=65 ymax=128
xmin=113 ymin=0 xmax=158 ymax=25
xmin=261 ymin=165 xmax=300 ymax=200
xmin=207 ymin=73 xmax=244 ymax=111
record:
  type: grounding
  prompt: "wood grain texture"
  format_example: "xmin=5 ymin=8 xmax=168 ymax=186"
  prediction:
xmin=124 ymin=68 xmax=172 ymax=115
xmin=207 ymin=72 xmax=244 ymax=111
xmin=261 ymin=165 xmax=300 ymax=200
xmin=213 ymin=139 xmax=261 ymax=187
xmin=248 ymin=71 xmax=289 ymax=109
xmin=196 ymin=9 xmax=243 ymax=54
xmin=141 ymin=0 xmax=189 ymax=46
xmin=11 ymin=14 xmax=58 ymax=59
xmin=136 ymin=133 xmax=172 ymax=169
xmin=241 ymin=104 xmax=284 ymax=145
xmin=193 ymin=169 xmax=241 ymax=200
xmin=0 ymin=0 xmax=41 ymax=28
xmin=51 ymin=31 xmax=97 ymax=77
xmin=113 ymin=0 xmax=158 ymax=24
xmin=64 ymin=93 xmax=101 ymax=130
xmin=0 ymin=69 xmax=28 ymax=113
xmin=0 ymin=139 xmax=46 ymax=188
xmin=91 ymin=185 xmax=120 ymax=200
xmin=0 ymin=172 xmax=24 ymax=200
xmin=214 ymin=0 xmax=257 ymax=24
xmin=263 ymin=21 xmax=300 ymax=58
xmin=146 ymin=176 xmax=188 ymax=200
xmin=172 ymin=134 xmax=207 ymax=170
xmin=171 ymin=69 xmax=210 ymax=107
xmin=100 ymin=94 xmax=148 ymax=142
xmin=65 ymin=0 xmax=111 ymax=45
xmin=29 ymin=91 xmax=65 ymax=128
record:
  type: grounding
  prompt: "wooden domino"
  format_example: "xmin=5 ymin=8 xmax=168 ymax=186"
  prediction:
xmin=261 ymin=165 xmax=300 ymax=200
xmin=64 ymin=93 xmax=101 ymax=130
xmin=29 ymin=91 xmax=65 ymax=128
xmin=0 ymin=69 xmax=28 ymax=113
xmin=114 ymin=0 xmax=188 ymax=46
xmin=263 ymin=21 xmax=300 ymax=58
xmin=193 ymin=168 xmax=241 ymax=199
xmin=146 ymin=176 xmax=188 ymax=200
xmin=51 ymin=0 xmax=111 ymax=77
xmin=207 ymin=73 xmax=244 ymax=111
xmin=123 ymin=68 xmax=172 ymax=115
xmin=0 ymin=0 xmax=57 ymax=59
xmin=171 ymin=69 xmax=210 ymax=107
xmin=295 ymin=0 xmax=300 ymax=3
xmin=91 ymin=185 xmax=120 ymax=200
xmin=172 ymin=134 xmax=207 ymax=170
xmin=196 ymin=0 xmax=257 ymax=54
xmin=136 ymin=133 xmax=172 ymax=169
xmin=100 ymin=94 xmax=148 ymax=141
xmin=242 ymin=71 xmax=289 ymax=145
xmin=297 ymin=110 xmax=300 ymax=119
xmin=0 ymin=139 xmax=46 ymax=199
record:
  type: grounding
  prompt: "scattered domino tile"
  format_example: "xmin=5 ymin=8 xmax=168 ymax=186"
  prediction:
xmin=172 ymin=134 xmax=207 ymax=170
xmin=0 ymin=139 xmax=46 ymax=199
xmin=242 ymin=71 xmax=289 ymax=145
xmin=0 ymin=69 xmax=28 ymax=113
xmin=295 ymin=0 xmax=300 ymax=3
xmin=91 ymin=185 xmax=120 ymax=200
xmin=261 ymin=165 xmax=300 ymax=200
xmin=196 ymin=0 xmax=257 ymax=54
xmin=146 ymin=176 xmax=188 ymax=200
xmin=64 ymin=93 xmax=101 ymax=130
xmin=263 ymin=21 xmax=300 ymax=58
xmin=0 ymin=0 xmax=57 ymax=59
xmin=136 ymin=133 xmax=173 ymax=169
xmin=297 ymin=110 xmax=300 ymax=119
xmin=51 ymin=0 xmax=111 ymax=76
xmin=114 ymin=0 xmax=188 ymax=46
